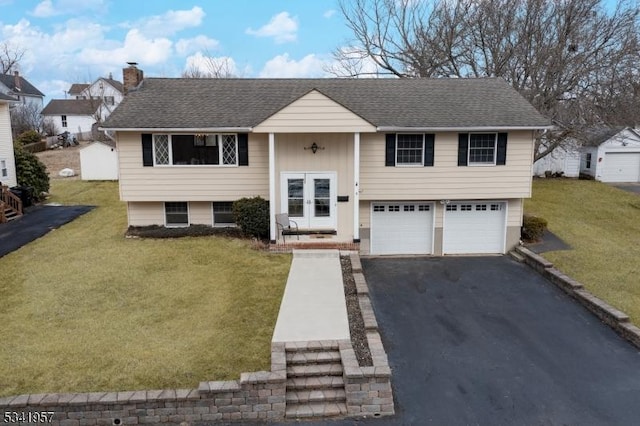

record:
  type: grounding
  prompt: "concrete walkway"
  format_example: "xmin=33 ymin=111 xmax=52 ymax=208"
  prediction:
xmin=272 ymin=250 xmax=350 ymax=343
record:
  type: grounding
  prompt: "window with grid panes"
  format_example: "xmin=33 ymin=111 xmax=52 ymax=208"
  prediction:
xmin=469 ymin=133 xmax=497 ymax=164
xmin=396 ymin=134 xmax=424 ymax=165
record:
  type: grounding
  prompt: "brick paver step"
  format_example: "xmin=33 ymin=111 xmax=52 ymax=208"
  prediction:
xmin=286 ymin=376 xmax=344 ymax=390
xmin=285 ymin=402 xmax=348 ymax=418
xmin=286 ymin=389 xmax=346 ymax=404
xmin=287 ymin=363 xmax=343 ymax=377
xmin=286 ymin=350 xmax=342 ymax=365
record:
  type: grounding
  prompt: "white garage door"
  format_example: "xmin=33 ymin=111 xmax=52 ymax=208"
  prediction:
xmin=443 ymin=202 xmax=506 ymax=254
xmin=371 ymin=203 xmax=434 ymax=255
xmin=602 ymin=153 xmax=640 ymax=183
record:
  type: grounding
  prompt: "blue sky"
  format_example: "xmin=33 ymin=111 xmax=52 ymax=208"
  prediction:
xmin=0 ymin=0 xmax=355 ymax=99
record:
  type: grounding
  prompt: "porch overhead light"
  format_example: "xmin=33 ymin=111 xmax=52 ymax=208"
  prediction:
xmin=304 ymin=142 xmax=324 ymax=154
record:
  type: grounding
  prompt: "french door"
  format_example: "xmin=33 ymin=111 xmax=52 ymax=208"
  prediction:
xmin=281 ymin=172 xmax=336 ymax=229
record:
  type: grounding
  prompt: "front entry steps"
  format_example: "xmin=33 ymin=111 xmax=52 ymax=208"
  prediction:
xmin=285 ymin=343 xmax=348 ymax=419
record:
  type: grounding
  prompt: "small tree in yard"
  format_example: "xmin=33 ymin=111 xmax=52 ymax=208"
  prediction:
xmin=15 ymin=130 xmax=41 ymax=146
xmin=233 ymin=197 xmax=270 ymax=239
xmin=13 ymin=143 xmax=49 ymax=199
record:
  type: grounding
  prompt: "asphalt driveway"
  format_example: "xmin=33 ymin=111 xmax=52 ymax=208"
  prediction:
xmin=0 ymin=204 xmax=93 ymax=258
xmin=613 ymin=182 xmax=640 ymax=195
xmin=359 ymin=256 xmax=640 ymax=426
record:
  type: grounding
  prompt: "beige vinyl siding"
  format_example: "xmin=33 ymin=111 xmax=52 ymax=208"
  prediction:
xmin=118 ymin=132 xmax=269 ymax=201
xmin=360 ymin=131 xmax=535 ymax=199
xmin=0 ymin=103 xmax=17 ymax=187
xmin=253 ymin=90 xmax=376 ymax=134
xmin=190 ymin=202 xmax=213 ymax=225
xmin=507 ymin=198 xmax=523 ymax=227
xmin=127 ymin=202 xmax=165 ymax=226
xmin=275 ymin=133 xmax=354 ymax=239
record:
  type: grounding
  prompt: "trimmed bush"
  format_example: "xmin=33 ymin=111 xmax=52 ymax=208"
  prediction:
xmin=22 ymin=141 xmax=47 ymax=153
xmin=522 ymin=214 xmax=548 ymax=242
xmin=233 ymin=197 xmax=270 ymax=239
xmin=13 ymin=144 xmax=50 ymax=199
xmin=16 ymin=130 xmax=42 ymax=146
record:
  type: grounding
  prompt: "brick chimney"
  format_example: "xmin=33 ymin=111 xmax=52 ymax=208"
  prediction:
xmin=123 ymin=62 xmax=143 ymax=94
xmin=14 ymin=71 xmax=22 ymax=92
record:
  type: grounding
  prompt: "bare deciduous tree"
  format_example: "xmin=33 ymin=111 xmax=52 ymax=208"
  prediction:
xmin=9 ymin=103 xmax=44 ymax=138
xmin=182 ymin=55 xmax=237 ymax=78
xmin=0 ymin=42 xmax=25 ymax=74
xmin=334 ymin=0 xmax=640 ymax=160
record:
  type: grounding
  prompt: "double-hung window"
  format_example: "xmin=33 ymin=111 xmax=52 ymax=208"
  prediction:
xmin=396 ymin=134 xmax=424 ymax=166
xmin=152 ymin=134 xmax=238 ymax=166
xmin=1 ymin=159 xmax=7 ymax=178
xmin=61 ymin=115 xmax=68 ymax=128
xmin=165 ymin=202 xmax=189 ymax=226
xmin=468 ymin=133 xmax=497 ymax=165
xmin=213 ymin=202 xmax=236 ymax=227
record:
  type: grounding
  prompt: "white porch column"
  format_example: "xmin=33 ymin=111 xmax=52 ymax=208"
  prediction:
xmin=269 ymin=132 xmax=277 ymax=243
xmin=353 ymin=132 xmax=360 ymax=242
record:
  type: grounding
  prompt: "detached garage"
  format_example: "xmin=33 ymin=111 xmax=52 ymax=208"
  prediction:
xmin=580 ymin=127 xmax=640 ymax=183
xmin=370 ymin=202 xmax=434 ymax=255
xmin=443 ymin=201 xmax=506 ymax=255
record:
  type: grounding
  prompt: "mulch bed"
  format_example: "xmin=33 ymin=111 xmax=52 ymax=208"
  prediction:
xmin=341 ymin=255 xmax=373 ymax=366
xmin=126 ymin=225 xmax=246 ymax=239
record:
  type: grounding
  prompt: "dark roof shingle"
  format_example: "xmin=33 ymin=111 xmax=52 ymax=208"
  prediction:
xmin=103 ymin=77 xmax=550 ymax=129
xmin=0 ymin=73 xmax=45 ymax=97
xmin=41 ymin=99 xmax=100 ymax=115
xmin=68 ymin=83 xmax=89 ymax=95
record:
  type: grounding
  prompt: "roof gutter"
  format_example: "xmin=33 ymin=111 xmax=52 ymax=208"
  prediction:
xmin=377 ymin=125 xmax=554 ymax=132
xmin=98 ymin=127 xmax=254 ymax=132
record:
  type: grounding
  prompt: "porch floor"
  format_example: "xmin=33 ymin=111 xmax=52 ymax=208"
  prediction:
xmin=272 ymin=250 xmax=350 ymax=343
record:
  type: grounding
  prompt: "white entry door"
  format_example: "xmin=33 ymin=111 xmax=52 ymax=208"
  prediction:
xmin=281 ymin=172 xmax=336 ymax=229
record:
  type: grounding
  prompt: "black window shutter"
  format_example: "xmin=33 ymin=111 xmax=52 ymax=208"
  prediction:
xmin=458 ymin=133 xmax=469 ymax=166
xmin=142 ymin=133 xmax=153 ymax=167
xmin=496 ymin=133 xmax=508 ymax=165
xmin=424 ymin=134 xmax=435 ymax=167
xmin=385 ymin=134 xmax=396 ymax=166
xmin=238 ymin=133 xmax=249 ymax=166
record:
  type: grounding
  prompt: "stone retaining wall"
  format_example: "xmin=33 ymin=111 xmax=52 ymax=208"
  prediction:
xmin=0 ymin=344 xmax=287 ymax=425
xmin=516 ymin=246 xmax=640 ymax=349
xmin=340 ymin=253 xmax=395 ymax=417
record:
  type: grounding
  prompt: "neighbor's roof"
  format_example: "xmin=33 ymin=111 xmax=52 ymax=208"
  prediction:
xmin=0 ymin=93 xmax=18 ymax=102
xmin=0 ymin=73 xmax=45 ymax=97
xmin=41 ymin=99 xmax=100 ymax=115
xmin=68 ymin=83 xmax=89 ymax=95
xmin=579 ymin=127 xmax=628 ymax=147
xmin=103 ymin=77 xmax=550 ymax=130
xmin=102 ymin=78 xmax=124 ymax=93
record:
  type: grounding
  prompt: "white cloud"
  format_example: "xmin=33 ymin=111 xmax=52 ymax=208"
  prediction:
xmin=32 ymin=0 xmax=57 ymax=17
xmin=125 ymin=6 xmax=205 ymax=38
xmin=259 ymin=53 xmax=329 ymax=78
xmin=80 ymin=29 xmax=173 ymax=67
xmin=246 ymin=12 xmax=298 ymax=44
xmin=31 ymin=0 xmax=107 ymax=17
xmin=175 ymin=35 xmax=219 ymax=56
xmin=323 ymin=9 xmax=336 ymax=18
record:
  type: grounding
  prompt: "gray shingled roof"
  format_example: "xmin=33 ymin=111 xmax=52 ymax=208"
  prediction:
xmin=0 ymin=93 xmax=18 ymax=102
xmin=41 ymin=99 xmax=100 ymax=115
xmin=68 ymin=83 xmax=89 ymax=95
xmin=0 ymin=73 xmax=45 ymax=97
xmin=103 ymin=77 xmax=550 ymax=129
xmin=103 ymin=78 xmax=124 ymax=93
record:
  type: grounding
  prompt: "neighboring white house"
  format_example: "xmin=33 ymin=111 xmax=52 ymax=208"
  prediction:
xmin=0 ymin=93 xmax=18 ymax=187
xmin=580 ymin=127 xmax=640 ymax=183
xmin=0 ymin=71 xmax=45 ymax=110
xmin=42 ymin=76 xmax=124 ymax=138
xmin=41 ymin=99 xmax=100 ymax=137
xmin=80 ymin=140 xmax=118 ymax=180
xmin=532 ymin=142 xmax=581 ymax=178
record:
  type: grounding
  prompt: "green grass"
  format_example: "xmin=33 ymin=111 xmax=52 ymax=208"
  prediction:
xmin=525 ymin=179 xmax=640 ymax=324
xmin=0 ymin=181 xmax=291 ymax=397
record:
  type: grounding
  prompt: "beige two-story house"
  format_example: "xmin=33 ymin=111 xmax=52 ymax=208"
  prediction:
xmin=102 ymin=66 xmax=550 ymax=255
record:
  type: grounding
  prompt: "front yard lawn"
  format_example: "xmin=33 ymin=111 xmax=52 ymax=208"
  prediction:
xmin=0 ymin=181 xmax=290 ymax=398
xmin=525 ymin=179 xmax=640 ymax=324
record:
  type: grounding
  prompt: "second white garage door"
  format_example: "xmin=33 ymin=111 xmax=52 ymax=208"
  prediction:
xmin=443 ymin=202 xmax=506 ymax=255
xmin=601 ymin=152 xmax=640 ymax=183
xmin=371 ymin=203 xmax=434 ymax=255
